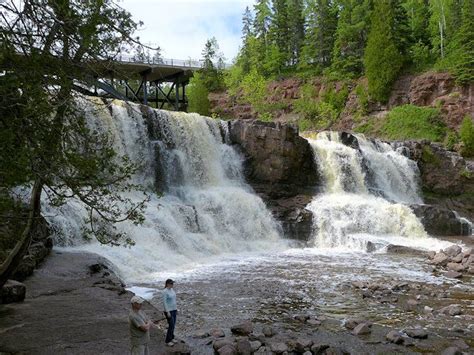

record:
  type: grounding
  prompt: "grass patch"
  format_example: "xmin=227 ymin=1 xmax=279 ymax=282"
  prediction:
xmin=380 ymin=105 xmax=446 ymax=141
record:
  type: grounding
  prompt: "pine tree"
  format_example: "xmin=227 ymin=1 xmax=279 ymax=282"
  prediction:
xmin=287 ymin=0 xmax=305 ymax=65
xmin=330 ymin=0 xmax=372 ymax=77
xmin=444 ymin=0 xmax=474 ymax=85
xmin=254 ymin=0 xmax=272 ymax=47
xmin=270 ymin=0 xmax=290 ymax=68
xmin=240 ymin=6 xmax=255 ymax=74
xmin=300 ymin=0 xmax=338 ymax=69
xmin=364 ymin=0 xmax=403 ymax=102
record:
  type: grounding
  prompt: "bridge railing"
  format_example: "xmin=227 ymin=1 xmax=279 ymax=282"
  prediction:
xmin=117 ymin=53 xmax=203 ymax=68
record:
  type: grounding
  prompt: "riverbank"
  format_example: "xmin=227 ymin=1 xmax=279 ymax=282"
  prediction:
xmin=0 ymin=250 xmax=190 ymax=354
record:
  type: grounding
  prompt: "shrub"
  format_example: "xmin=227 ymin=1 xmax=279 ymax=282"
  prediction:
xmin=459 ymin=115 xmax=474 ymax=157
xmin=444 ymin=131 xmax=458 ymax=151
xmin=381 ymin=105 xmax=445 ymax=141
xmin=187 ymin=72 xmax=210 ymax=116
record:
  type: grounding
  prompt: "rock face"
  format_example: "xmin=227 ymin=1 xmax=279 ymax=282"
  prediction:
xmin=394 ymin=140 xmax=474 ymax=222
xmin=229 ymin=120 xmax=318 ymax=240
xmin=410 ymin=204 xmax=472 ymax=236
xmin=0 ymin=280 xmax=26 ymax=304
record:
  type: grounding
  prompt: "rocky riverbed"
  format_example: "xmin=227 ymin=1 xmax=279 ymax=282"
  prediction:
xmin=0 ymin=251 xmax=190 ymax=354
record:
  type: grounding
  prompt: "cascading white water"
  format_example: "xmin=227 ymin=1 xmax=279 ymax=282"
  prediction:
xmin=42 ymin=98 xmax=283 ymax=283
xmin=307 ymin=132 xmax=447 ymax=252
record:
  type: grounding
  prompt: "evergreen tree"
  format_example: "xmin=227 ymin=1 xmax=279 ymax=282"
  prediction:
xmin=200 ymin=37 xmax=225 ymax=91
xmin=270 ymin=0 xmax=290 ymax=68
xmin=300 ymin=0 xmax=338 ymax=69
xmin=240 ymin=6 xmax=255 ymax=74
xmin=444 ymin=0 xmax=474 ymax=85
xmin=254 ymin=0 xmax=272 ymax=47
xmin=429 ymin=0 xmax=461 ymax=59
xmin=364 ymin=0 xmax=403 ymax=102
xmin=287 ymin=0 xmax=305 ymax=65
xmin=330 ymin=0 xmax=372 ymax=77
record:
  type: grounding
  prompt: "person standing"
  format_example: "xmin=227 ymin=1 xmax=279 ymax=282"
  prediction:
xmin=129 ymin=295 xmax=154 ymax=355
xmin=162 ymin=279 xmax=178 ymax=347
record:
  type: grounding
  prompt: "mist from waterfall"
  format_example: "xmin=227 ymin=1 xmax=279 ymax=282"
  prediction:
xmin=42 ymin=98 xmax=283 ymax=283
xmin=306 ymin=132 xmax=447 ymax=251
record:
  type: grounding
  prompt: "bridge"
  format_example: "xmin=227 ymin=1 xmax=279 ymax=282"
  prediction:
xmin=88 ymin=54 xmax=205 ymax=111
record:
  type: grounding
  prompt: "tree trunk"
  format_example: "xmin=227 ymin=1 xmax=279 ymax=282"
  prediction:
xmin=0 ymin=179 xmax=43 ymax=289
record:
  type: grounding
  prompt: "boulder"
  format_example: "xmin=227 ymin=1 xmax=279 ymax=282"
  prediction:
xmin=443 ymin=245 xmax=462 ymax=257
xmin=311 ymin=343 xmax=330 ymax=354
xmin=441 ymin=347 xmax=462 ymax=355
xmin=431 ymin=252 xmax=450 ymax=266
xmin=444 ymin=271 xmax=463 ymax=278
xmin=231 ymin=321 xmax=253 ymax=336
xmin=295 ymin=338 xmax=313 ymax=352
xmin=213 ymin=338 xmax=235 ymax=351
xmin=262 ymin=325 xmax=274 ymax=337
xmin=410 ymin=204 xmax=470 ymax=236
xmin=268 ymin=341 xmax=288 ymax=354
xmin=405 ymin=329 xmax=428 ymax=339
xmin=228 ymin=120 xmax=318 ymax=240
xmin=439 ymin=304 xmax=462 ymax=316
xmin=386 ymin=330 xmax=404 ymax=344
xmin=249 ymin=340 xmax=262 ymax=352
xmin=344 ymin=318 xmax=364 ymax=330
xmin=386 ymin=244 xmax=429 ymax=256
xmin=0 ymin=280 xmax=26 ymax=304
xmin=236 ymin=338 xmax=252 ymax=355
xmin=210 ymin=328 xmax=226 ymax=338
xmin=352 ymin=323 xmax=371 ymax=335
xmin=218 ymin=344 xmax=237 ymax=355
xmin=446 ymin=262 xmax=466 ymax=272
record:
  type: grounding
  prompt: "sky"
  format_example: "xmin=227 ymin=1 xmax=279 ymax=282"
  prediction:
xmin=120 ymin=0 xmax=254 ymax=63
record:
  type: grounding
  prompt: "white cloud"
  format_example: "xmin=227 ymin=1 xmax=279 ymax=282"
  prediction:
xmin=120 ymin=0 xmax=254 ymax=62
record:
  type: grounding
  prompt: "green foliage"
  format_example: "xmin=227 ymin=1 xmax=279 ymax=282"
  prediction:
xmin=294 ymin=82 xmax=341 ymax=131
xmin=0 ymin=0 xmax=147 ymax=247
xmin=199 ymin=37 xmax=226 ymax=92
xmin=409 ymin=41 xmax=434 ymax=72
xmin=438 ymin=0 xmax=474 ymax=85
xmin=459 ymin=115 xmax=474 ymax=156
xmin=258 ymin=112 xmax=273 ymax=122
xmin=444 ymin=130 xmax=458 ymax=151
xmin=240 ymin=69 xmax=268 ymax=111
xmin=187 ymin=72 xmax=210 ymax=116
xmin=364 ymin=0 xmax=403 ymax=103
xmin=381 ymin=105 xmax=446 ymax=141
xmin=421 ymin=145 xmax=441 ymax=166
xmin=354 ymin=83 xmax=369 ymax=116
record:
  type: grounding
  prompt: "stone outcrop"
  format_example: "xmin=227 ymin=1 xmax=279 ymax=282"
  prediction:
xmin=228 ymin=120 xmax=318 ymax=240
xmin=410 ymin=204 xmax=472 ymax=236
xmin=394 ymin=140 xmax=474 ymax=221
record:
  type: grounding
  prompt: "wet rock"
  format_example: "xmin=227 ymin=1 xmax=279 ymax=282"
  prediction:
xmin=423 ymin=306 xmax=433 ymax=314
xmin=0 ymin=280 xmax=26 ymax=304
xmin=405 ymin=329 xmax=428 ymax=339
xmin=11 ymin=255 xmax=36 ymax=281
xmin=410 ymin=204 xmax=470 ymax=236
xmin=236 ymin=338 xmax=252 ymax=355
xmin=431 ymin=252 xmax=450 ymax=266
xmin=311 ymin=343 xmax=330 ymax=354
xmin=231 ymin=321 xmax=253 ymax=336
xmin=344 ymin=318 xmax=365 ymax=330
xmin=262 ymin=325 xmax=274 ymax=337
xmin=441 ymin=347 xmax=462 ymax=355
xmin=445 ymin=270 xmax=463 ymax=278
xmin=249 ymin=340 xmax=262 ymax=352
xmin=218 ymin=344 xmax=237 ymax=355
xmin=210 ymin=328 xmax=226 ymax=338
xmin=406 ymin=299 xmax=419 ymax=311
xmin=268 ymin=341 xmax=288 ymax=354
xmin=294 ymin=314 xmax=310 ymax=322
xmin=306 ymin=318 xmax=321 ymax=326
xmin=451 ymin=339 xmax=469 ymax=350
xmin=324 ymin=347 xmax=350 ymax=355
xmin=386 ymin=330 xmax=405 ymax=344
xmin=295 ymin=338 xmax=313 ymax=352
xmin=439 ymin=304 xmax=462 ymax=316
xmin=88 ymin=263 xmax=108 ymax=274
xmin=352 ymin=322 xmax=371 ymax=335
xmin=386 ymin=244 xmax=429 ymax=256
xmin=193 ymin=330 xmax=210 ymax=338
xmin=213 ymin=338 xmax=235 ymax=351
xmin=451 ymin=253 xmax=463 ymax=263
xmin=303 ymin=351 xmax=312 ymax=355
xmin=444 ymin=245 xmax=462 ymax=257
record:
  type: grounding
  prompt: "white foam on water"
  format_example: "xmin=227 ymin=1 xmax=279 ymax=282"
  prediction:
xmin=43 ymin=99 xmax=284 ymax=283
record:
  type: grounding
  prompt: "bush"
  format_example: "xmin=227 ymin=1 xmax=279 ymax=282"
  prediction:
xmin=460 ymin=115 xmax=474 ymax=156
xmin=381 ymin=105 xmax=446 ymax=141
xmin=187 ymin=72 xmax=210 ymax=116
xmin=444 ymin=130 xmax=458 ymax=151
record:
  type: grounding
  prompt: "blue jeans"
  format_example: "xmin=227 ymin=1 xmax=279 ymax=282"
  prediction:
xmin=165 ymin=310 xmax=177 ymax=343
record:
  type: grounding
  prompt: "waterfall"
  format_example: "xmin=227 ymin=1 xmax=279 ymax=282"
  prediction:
xmin=307 ymin=132 xmax=435 ymax=251
xmin=42 ymin=98 xmax=283 ymax=283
